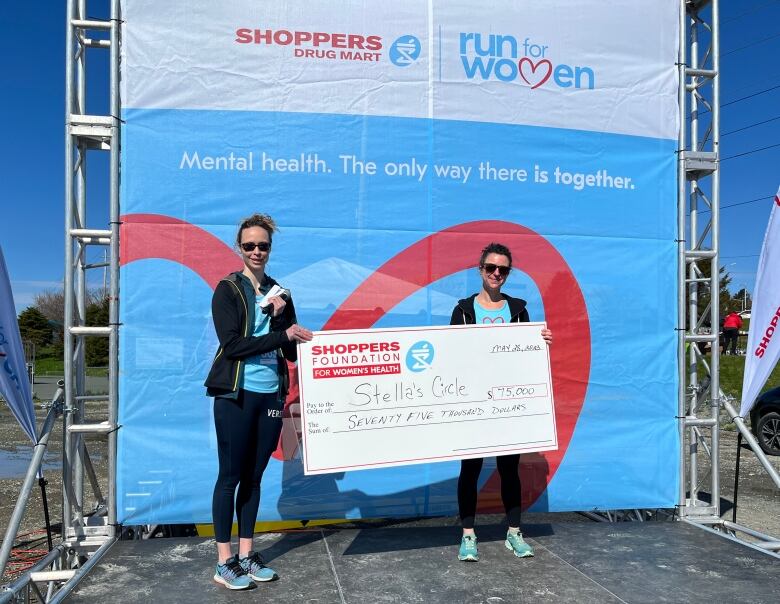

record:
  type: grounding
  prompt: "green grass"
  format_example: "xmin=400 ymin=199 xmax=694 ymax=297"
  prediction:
xmin=713 ymin=353 xmax=780 ymax=401
xmin=34 ymin=357 xmax=108 ymax=377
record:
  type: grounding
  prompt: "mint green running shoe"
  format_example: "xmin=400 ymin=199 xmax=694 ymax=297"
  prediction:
xmin=239 ymin=551 xmax=278 ymax=582
xmin=214 ymin=555 xmax=255 ymax=590
xmin=458 ymin=534 xmax=479 ymax=561
xmin=505 ymin=531 xmax=534 ymax=558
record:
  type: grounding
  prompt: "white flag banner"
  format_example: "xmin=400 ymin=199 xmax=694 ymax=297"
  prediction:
xmin=740 ymin=187 xmax=780 ymax=417
xmin=0 ymin=244 xmax=37 ymax=443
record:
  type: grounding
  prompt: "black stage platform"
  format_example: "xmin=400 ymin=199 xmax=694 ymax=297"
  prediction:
xmin=66 ymin=518 xmax=779 ymax=603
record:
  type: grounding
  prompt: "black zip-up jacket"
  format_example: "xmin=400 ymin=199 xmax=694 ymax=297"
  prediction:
xmin=204 ymin=271 xmax=297 ymax=398
xmin=449 ymin=293 xmax=530 ymax=325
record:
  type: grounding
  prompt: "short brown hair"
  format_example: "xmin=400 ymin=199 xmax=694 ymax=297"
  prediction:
xmin=236 ymin=213 xmax=277 ymax=246
xmin=479 ymin=242 xmax=512 ymax=267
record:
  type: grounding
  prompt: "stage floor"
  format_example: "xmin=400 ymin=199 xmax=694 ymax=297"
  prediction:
xmin=66 ymin=517 xmax=779 ymax=603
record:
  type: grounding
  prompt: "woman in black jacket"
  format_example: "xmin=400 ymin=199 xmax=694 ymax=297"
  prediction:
xmin=204 ymin=213 xmax=312 ymax=590
xmin=451 ymin=242 xmax=552 ymax=563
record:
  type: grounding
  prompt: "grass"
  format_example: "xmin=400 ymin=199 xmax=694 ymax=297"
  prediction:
xmin=34 ymin=357 xmax=107 ymax=377
xmin=705 ymin=353 xmax=780 ymax=429
xmin=716 ymin=351 xmax=780 ymax=401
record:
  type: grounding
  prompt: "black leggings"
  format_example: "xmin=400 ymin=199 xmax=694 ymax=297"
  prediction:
xmin=212 ymin=389 xmax=283 ymax=542
xmin=458 ymin=455 xmax=521 ymax=529
xmin=723 ymin=327 xmax=739 ymax=355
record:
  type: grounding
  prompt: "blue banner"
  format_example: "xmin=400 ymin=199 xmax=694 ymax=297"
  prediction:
xmin=0 ymin=244 xmax=36 ymax=444
xmin=117 ymin=0 xmax=680 ymax=524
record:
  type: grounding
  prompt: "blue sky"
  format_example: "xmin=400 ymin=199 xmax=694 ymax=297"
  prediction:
xmin=1 ymin=1 xmax=779 ymax=311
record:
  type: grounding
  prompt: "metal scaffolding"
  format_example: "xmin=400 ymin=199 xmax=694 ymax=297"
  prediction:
xmin=62 ymin=0 xmax=121 ymax=551
xmin=678 ymin=0 xmax=721 ymax=522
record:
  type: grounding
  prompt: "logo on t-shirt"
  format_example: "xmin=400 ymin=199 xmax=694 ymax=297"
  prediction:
xmin=482 ymin=316 xmax=505 ymax=324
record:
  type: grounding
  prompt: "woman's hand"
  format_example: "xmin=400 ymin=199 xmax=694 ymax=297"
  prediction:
xmin=266 ymin=295 xmax=287 ymax=317
xmin=285 ymin=324 xmax=314 ymax=343
xmin=541 ymin=328 xmax=553 ymax=345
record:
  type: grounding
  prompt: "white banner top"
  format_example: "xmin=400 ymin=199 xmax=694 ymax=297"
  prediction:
xmin=297 ymin=322 xmax=557 ymax=475
xmin=121 ymin=0 xmax=679 ymax=140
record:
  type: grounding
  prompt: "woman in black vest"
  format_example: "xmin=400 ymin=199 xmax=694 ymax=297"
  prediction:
xmin=205 ymin=213 xmax=313 ymax=589
xmin=450 ymin=242 xmax=552 ymax=562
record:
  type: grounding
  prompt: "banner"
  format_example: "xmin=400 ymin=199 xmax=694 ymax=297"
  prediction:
xmin=740 ymin=187 xmax=780 ymax=416
xmin=117 ymin=0 xmax=680 ymax=524
xmin=0 ymin=244 xmax=37 ymax=443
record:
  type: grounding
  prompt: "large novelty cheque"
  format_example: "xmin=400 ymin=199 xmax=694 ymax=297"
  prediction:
xmin=298 ymin=323 xmax=556 ymax=475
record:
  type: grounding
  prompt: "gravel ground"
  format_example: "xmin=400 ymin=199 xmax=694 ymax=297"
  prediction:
xmin=2 ymin=376 xmax=779 ymax=584
xmin=691 ymin=425 xmax=780 ymax=538
xmin=0 ymin=376 xmax=110 ymax=583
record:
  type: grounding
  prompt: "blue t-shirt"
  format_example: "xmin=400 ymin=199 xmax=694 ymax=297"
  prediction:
xmin=242 ymin=297 xmax=279 ymax=393
xmin=474 ymin=300 xmax=511 ymax=325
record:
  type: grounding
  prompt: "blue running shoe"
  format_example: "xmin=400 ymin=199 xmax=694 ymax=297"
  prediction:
xmin=239 ymin=551 xmax=278 ymax=582
xmin=214 ymin=555 xmax=254 ymax=590
xmin=458 ymin=534 xmax=479 ymax=561
xmin=505 ymin=531 xmax=534 ymax=558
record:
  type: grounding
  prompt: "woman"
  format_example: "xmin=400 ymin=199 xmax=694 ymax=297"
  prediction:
xmin=449 ymin=242 xmax=552 ymax=562
xmin=204 ymin=213 xmax=313 ymax=590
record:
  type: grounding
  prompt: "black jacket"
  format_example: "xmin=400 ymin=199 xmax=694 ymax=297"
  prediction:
xmin=204 ymin=271 xmax=297 ymax=398
xmin=449 ymin=293 xmax=530 ymax=325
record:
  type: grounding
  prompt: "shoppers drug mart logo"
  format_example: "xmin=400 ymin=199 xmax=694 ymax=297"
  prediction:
xmin=406 ymin=341 xmax=434 ymax=372
xmin=460 ymin=33 xmax=595 ymax=89
xmin=390 ymin=35 xmax=421 ymax=66
xmin=235 ymin=28 xmax=384 ymax=62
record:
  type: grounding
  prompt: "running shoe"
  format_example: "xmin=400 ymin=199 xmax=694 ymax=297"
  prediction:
xmin=505 ymin=531 xmax=534 ymax=558
xmin=239 ymin=551 xmax=278 ymax=582
xmin=214 ymin=554 xmax=254 ymax=590
xmin=458 ymin=534 xmax=479 ymax=561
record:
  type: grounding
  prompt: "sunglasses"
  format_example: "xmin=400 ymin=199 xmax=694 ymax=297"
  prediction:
xmin=481 ymin=263 xmax=511 ymax=277
xmin=240 ymin=242 xmax=271 ymax=253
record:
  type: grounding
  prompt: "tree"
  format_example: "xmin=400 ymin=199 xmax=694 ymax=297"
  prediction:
xmin=17 ymin=307 xmax=53 ymax=347
xmin=32 ymin=289 xmax=65 ymax=323
xmin=31 ymin=288 xmax=109 ymax=362
xmin=85 ymin=295 xmax=109 ymax=367
xmin=695 ymin=263 xmax=732 ymax=324
xmin=33 ymin=287 xmax=106 ymax=324
xmin=732 ymin=287 xmax=751 ymax=313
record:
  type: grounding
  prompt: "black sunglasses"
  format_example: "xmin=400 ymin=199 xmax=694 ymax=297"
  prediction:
xmin=481 ymin=263 xmax=511 ymax=277
xmin=240 ymin=242 xmax=271 ymax=252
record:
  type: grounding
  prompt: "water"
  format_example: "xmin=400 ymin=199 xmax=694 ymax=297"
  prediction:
xmin=0 ymin=446 xmax=62 ymax=480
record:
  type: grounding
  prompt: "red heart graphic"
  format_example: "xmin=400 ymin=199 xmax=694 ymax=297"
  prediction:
xmin=121 ymin=214 xmax=591 ymax=511
xmin=518 ymin=58 xmax=553 ymax=90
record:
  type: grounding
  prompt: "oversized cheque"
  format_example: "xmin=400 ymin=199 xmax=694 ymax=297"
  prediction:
xmin=298 ymin=323 xmax=557 ymax=475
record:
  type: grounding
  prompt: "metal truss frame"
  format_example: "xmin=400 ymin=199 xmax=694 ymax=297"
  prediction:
xmin=61 ymin=0 xmax=121 ymax=556
xmin=678 ymin=0 xmax=722 ymax=524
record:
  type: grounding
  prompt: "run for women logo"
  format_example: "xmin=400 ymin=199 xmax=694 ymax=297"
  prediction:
xmin=459 ymin=32 xmax=596 ymax=90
